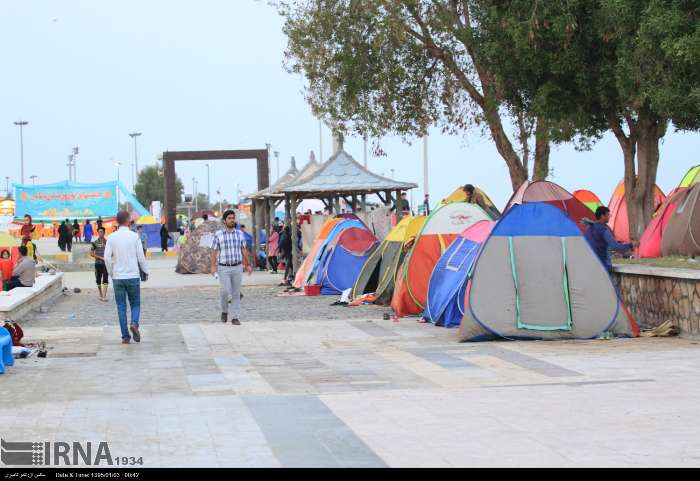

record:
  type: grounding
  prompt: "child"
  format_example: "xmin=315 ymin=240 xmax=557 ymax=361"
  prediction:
xmin=0 ymin=249 xmax=14 ymax=290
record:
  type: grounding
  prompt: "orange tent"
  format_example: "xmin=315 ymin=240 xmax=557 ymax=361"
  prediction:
xmin=293 ymin=218 xmax=343 ymax=288
xmin=608 ymin=181 xmax=666 ymax=243
xmin=573 ymin=190 xmax=604 ymax=213
xmin=391 ymin=202 xmax=494 ymax=317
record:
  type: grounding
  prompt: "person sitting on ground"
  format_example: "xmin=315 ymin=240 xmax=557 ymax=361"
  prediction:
xmin=5 ymin=246 xmax=36 ymax=290
xmin=583 ymin=206 xmax=636 ymax=273
xmin=0 ymin=249 xmax=14 ymax=290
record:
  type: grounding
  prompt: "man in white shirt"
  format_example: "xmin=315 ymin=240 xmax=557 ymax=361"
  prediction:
xmin=104 ymin=211 xmax=150 ymax=344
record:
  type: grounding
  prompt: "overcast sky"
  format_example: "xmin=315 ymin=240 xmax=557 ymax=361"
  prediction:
xmin=1 ymin=0 xmax=698 ymax=209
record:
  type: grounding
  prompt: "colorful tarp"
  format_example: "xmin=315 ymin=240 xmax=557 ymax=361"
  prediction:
xmin=13 ymin=181 xmax=148 ymax=222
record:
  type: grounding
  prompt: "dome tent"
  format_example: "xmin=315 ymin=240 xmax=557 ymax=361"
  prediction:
xmin=608 ymin=181 xmax=666 ymax=243
xmin=391 ymin=202 xmax=493 ymax=317
xmin=425 ymin=220 xmax=494 ymax=328
xmin=351 ymin=216 xmax=426 ymax=305
xmin=458 ymin=203 xmax=638 ymax=342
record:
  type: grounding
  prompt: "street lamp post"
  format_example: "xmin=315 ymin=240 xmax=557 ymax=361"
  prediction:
xmin=114 ymin=161 xmax=122 ymax=207
xmin=72 ymin=146 xmax=79 ymax=182
xmin=206 ymin=163 xmax=211 ymax=206
xmin=192 ymin=178 xmax=198 ymax=212
xmin=67 ymin=155 xmax=75 ymax=181
xmin=5 ymin=177 xmax=9 ymax=197
xmin=30 ymin=175 xmax=37 ymax=185
xmin=14 ymin=120 xmax=28 ymax=184
xmin=273 ymin=151 xmax=280 ymax=182
xmin=129 ymin=132 xmax=142 ymax=173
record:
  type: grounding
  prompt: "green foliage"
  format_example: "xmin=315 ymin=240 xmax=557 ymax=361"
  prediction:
xmin=134 ymin=165 xmax=184 ymax=208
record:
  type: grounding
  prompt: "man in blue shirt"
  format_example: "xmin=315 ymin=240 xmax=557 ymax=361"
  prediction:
xmin=584 ymin=206 xmax=635 ymax=272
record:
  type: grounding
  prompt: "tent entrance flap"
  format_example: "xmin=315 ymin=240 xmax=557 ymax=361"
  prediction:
xmin=509 ymin=236 xmax=573 ymax=332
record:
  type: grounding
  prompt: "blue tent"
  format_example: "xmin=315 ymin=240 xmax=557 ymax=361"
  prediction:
xmin=317 ymin=227 xmax=379 ymax=295
xmin=306 ymin=219 xmax=365 ymax=284
xmin=425 ymin=221 xmax=494 ymax=327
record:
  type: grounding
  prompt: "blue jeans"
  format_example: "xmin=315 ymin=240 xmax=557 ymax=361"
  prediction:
xmin=113 ymin=278 xmax=141 ymax=339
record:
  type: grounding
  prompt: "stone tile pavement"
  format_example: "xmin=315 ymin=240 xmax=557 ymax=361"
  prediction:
xmin=1 ymin=275 xmax=700 ymax=467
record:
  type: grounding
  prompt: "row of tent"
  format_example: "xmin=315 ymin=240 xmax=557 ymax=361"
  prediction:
xmin=294 ymin=182 xmax=638 ymax=341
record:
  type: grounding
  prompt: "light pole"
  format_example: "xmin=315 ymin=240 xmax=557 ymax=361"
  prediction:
xmin=14 ymin=120 xmax=28 ymax=184
xmin=192 ymin=178 xmax=198 ymax=212
xmin=67 ymin=155 xmax=75 ymax=181
xmin=114 ymin=161 xmax=122 ymax=207
xmin=273 ymin=151 xmax=280 ymax=181
xmin=265 ymin=143 xmax=272 ymax=185
xmin=5 ymin=177 xmax=9 ymax=197
xmin=216 ymin=189 xmax=222 ymax=215
xmin=319 ymin=118 xmax=323 ymax=161
xmin=30 ymin=175 xmax=37 ymax=185
xmin=206 ymin=163 xmax=211 ymax=205
xmin=423 ymin=135 xmax=429 ymax=199
xmin=72 ymin=146 xmax=79 ymax=181
xmin=390 ymin=168 xmax=395 ymax=179
xmin=129 ymin=132 xmax=142 ymax=173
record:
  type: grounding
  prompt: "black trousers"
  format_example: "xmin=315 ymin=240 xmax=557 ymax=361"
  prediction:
xmin=268 ymin=256 xmax=278 ymax=272
xmin=283 ymin=255 xmax=293 ymax=282
xmin=5 ymin=276 xmax=27 ymax=291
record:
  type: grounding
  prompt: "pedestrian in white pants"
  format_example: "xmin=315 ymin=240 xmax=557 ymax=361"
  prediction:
xmin=210 ymin=210 xmax=252 ymax=325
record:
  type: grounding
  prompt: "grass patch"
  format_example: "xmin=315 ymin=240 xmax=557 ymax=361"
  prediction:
xmin=614 ymin=256 xmax=700 ymax=270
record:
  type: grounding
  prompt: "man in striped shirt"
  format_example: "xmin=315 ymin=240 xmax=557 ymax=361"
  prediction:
xmin=210 ymin=210 xmax=252 ymax=325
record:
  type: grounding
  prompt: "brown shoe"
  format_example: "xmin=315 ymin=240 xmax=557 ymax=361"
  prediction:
xmin=121 ymin=337 xmax=131 ymax=344
xmin=221 ymin=312 xmax=228 ymax=323
xmin=231 ymin=319 xmax=241 ymax=325
xmin=130 ymin=325 xmax=141 ymax=343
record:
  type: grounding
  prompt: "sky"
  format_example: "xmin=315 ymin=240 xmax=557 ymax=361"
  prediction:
xmin=1 ymin=0 xmax=698 ymax=210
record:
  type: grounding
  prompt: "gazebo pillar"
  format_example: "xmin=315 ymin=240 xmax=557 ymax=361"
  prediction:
xmin=251 ymin=200 xmax=259 ymax=267
xmin=383 ymin=190 xmax=392 ymax=207
xmin=334 ymin=196 xmax=341 ymax=215
xmin=361 ymin=194 xmax=367 ymax=213
xmin=290 ymin=194 xmax=300 ymax=271
xmin=395 ymin=190 xmax=403 ymax=222
xmin=351 ymin=194 xmax=358 ymax=213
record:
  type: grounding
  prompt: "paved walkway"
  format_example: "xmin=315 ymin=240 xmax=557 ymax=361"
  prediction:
xmin=1 ymin=259 xmax=699 ymax=467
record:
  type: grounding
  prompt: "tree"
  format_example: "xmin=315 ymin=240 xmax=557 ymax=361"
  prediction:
xmin=473 ymin=0 xmax=700 ymax=239
xmin=279 ymin=0 xmax=562 ymax=190
xmin=134 ymin=165 xmax=184 ymax=209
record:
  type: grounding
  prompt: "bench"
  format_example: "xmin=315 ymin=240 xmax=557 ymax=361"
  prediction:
xmin=0 ymin=326 xmax=14 ymax=374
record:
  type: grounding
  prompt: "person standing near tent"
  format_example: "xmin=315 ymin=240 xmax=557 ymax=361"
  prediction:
xmin=72 ymin=219 xmax=81 ymax=244
xmin=90 ymin=227 xmax=109 ymax=302
xmin=159 ymin=223 xmax=169 ymax=253
xmin=267 ymin=225 xmax=280 ymax=273
xmin=584 ymin=206 xmax=636 ymax=273
xmin=83 ymin=220 xmax=94 ymax=244
xmin=210 ymin=210 xmax=253 ymax=325
xmin=136 ymin=225 xmax=147 ymax=254
xmin=57 ymin=220 xmax=67 ymax=251
xmin=104 ymin=211 xmax=149 ymax=344
xmin=64 ymin=219 xmax=74 ymax=252
xmin=278 ymin=224 xmax=294 ymax=286
xmin=422 ymin=194 xmax=431 ymax=216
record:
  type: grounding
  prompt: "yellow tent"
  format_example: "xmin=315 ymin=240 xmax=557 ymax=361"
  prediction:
xmin=440 ymin=185 xmax=500 ymax=218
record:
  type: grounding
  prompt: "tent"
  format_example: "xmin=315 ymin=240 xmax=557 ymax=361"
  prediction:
xmin=136 ymin=215 xmax=172 ymax=249
xmin=316 ymin=226 xmax=379 ymax=295
xmin=304 ymin=218 xmax=366 ymax=286
xmin=608 ymin=181 xmax=666 ymax=243
xmin=507 ymin=181 xmax=594 ymax=232
xmin=639 ymin=166 xmax=700 ymax=258
xmin=573 ymin=190 xmax=604 ymax=213
xmin=391 ymin=202 xmax=493 ymax=317
xmin=175 ymin=220 xmax=221 ymax=274
xmin=425 ymin=220 xmax=494 ymax=327
xmin=440 ymin=185 xmax=501 ymax=218
xmin=351 ymin=216 xmax=426 ymax=304
xmin=672 ymin=165 xmax=700 ymax=195
xmin=660 ymin=183 xmax=700 ymax=257
xmin=458 ymin=202 xmax=638 ymax=341
xmin=293 ymin=218 xmax=344 ymax=287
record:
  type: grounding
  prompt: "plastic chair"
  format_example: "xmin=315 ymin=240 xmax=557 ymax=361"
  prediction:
xmin=0 ymin=326 xmax=14 ymax=374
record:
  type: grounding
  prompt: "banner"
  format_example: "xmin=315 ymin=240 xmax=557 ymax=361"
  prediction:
xmin=13 ymin=181 xmax=121 ymax=221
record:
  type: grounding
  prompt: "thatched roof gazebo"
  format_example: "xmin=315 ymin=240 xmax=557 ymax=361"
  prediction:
xmin=281 ymin=141 xmax=417 ymax=269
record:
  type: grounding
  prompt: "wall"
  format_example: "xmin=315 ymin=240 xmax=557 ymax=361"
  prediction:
xmin=613 ymin=265 xmax=700 ymax=338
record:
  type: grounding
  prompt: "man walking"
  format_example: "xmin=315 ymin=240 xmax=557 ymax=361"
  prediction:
xmin=90 ymin=226 xmax=109 ymax=302
xmin=104 ymin=211 xmax=149 ymax=344
xmin=210 ymin=210 xmax=252 ymax=325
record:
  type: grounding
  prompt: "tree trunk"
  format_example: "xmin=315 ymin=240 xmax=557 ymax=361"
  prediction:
xmin=482 ymin=103 xmax=528 ymax=190
xmin=532 ymin=117 xmax=550 ymax=181
xmin=630 ymin=115 xmax=663 ymax=240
